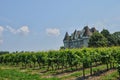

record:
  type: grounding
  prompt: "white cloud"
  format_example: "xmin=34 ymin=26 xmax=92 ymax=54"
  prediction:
xmin=46 ymin=28 xmax=60 ymax=36
xmin=6 ymin=26 xmax=30 ymax=35
xmin=0 ymin=26 xmax=4 ymax=36
xmin=6 ymin=26 xmax=16 ymax=34
xmin=17 ymin=26 xmax=30 ymax=35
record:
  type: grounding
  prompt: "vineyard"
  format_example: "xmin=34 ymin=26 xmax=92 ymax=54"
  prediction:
xmin=0 ymin=47 xmax=120 ymax=80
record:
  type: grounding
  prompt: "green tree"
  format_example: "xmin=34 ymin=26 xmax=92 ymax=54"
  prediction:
xmin=113 ymin=32 xmax=120 ymax=46
xmin=101 ymin=29 xmax=110 ymax=38
xmin=88 ymin=32 xmax=107 ymax=47
xmin=101 ymin=29 xmax=120 ymax=46
xmin=101 ymin=29 xmax=110 ymax=46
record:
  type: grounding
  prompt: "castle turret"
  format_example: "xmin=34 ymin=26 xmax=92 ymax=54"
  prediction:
xmin=90 ymin=27 xmax=97 ymax=33
xmin=63 ymin=26 xmax=98 ymax=49
xmin=63 ymin=32 xmax=70 ymax=48
xmin=63 ymin=32 xmax=69 ymax=41
xmin=83 ymin=26 xmax=92 ymax=37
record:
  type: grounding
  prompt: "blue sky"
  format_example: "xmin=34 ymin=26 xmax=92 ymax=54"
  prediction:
xmin=0 ymin=0 xmax=120 ymax=51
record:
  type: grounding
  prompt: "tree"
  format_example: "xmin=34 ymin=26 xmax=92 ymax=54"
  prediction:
xmin=101 ymin=29 xmax=112 ymax=46
xmin=88 ymin=32 xmax=107 ymax=47
xmin=113 ymin=32 xmax=120 ymax=46
xmin=60 ymin=46 xmax=65 ymax=50
xmin=0 ymin=51 xmax=9 ymax=55
xmin=101 ymin=29 xmax=110 ymax=38
xmin=107 ymin=34 xmax=118 ymax=46
xmin=101 ymin=29 xmax=120 ymax=46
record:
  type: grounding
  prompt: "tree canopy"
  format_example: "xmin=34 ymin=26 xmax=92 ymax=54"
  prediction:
xmin=88 ymin=32 xmax=107 ymax=47
xmin=101 ymin=29 xmax=110 ymax=38
xmin=89 ymin=29 xmax=120 ymax=47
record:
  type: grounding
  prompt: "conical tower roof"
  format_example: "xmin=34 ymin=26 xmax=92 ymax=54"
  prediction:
xmin=63 ymin=32 xmax=69 ymax=41
xmin=90 ymin=27 xmax=97 ymax=33
xmin=83 ymin=26 xmax=92 ymax=37
xmin=72 ymin=29 xmax=77 ymax=40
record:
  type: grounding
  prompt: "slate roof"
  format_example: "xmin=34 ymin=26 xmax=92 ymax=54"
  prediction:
xmin=83 ymin=26 xmax=92 ymax=37
xmin=90 ymin=27 xmax=97 ymax=33
xmin=63 ymin=26 xmax=97 ymax=41
xmin=63 ymin=32 xmax=69 ymax=41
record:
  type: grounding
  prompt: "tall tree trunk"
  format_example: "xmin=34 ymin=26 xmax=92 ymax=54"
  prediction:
xmin=110 ymin=62 xmax=112 ymax=69
xmin=56 ymin=62 xmax=59 ymax=70
xmin=76 ymin=65 xmax=78 ymax=70
xmin=113 ymin=62 xmax=115 ymax=68
xmin=25 ymin=62 xmax=27 ymax=68
xmin=29 ymin=62 xmax=32 ymax=68
xmin=52 ymin=65 xmax=54 ymax=70
xmin=34 ymin=62 xmax=35 ymax=68
xmin=90 ymin=62 xmax=92 ymax=76
xmin=62 ymin=65 xmax=64 ymax=72
xmin=106 ymin=63 xmax=109 ymax=70
xmin=83 ymin=63 xmax=85 ymax=79
xmin=38 ymin=62 xmax=41 ymax=69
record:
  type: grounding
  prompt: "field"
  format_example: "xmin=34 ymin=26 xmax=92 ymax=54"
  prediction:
xmin=0 ymin=47 xmax=120 ymax=80
xmin=0 ymin=64 xmax=119 ymax=80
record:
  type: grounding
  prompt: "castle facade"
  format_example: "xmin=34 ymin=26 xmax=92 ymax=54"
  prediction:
xmin=63 ymin=26 xmax=97 ymax=48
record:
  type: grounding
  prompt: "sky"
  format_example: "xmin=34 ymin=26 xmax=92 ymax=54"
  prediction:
xmin=0 ymin=0 xmax=120 ymax=51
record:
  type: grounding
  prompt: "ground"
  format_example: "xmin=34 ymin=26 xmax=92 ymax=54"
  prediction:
xmin=0 ymin=64 xmax=119 ymax=80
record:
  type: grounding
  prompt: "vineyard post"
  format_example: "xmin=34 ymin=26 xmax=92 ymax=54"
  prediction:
xmin=82 ymin=62 xmax=85 ymax=79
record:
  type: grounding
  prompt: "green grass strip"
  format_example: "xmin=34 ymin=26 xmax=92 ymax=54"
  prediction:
xmin=0 ymin=68 xmax=60 ymax=80
xmin=100 ymin=70 xmax=119 ymax=80
xmin=61 ymin=64 xmax=106 ymax=80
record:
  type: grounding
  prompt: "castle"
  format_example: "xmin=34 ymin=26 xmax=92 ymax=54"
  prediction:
xmin=63 ymin=26 xmax=97 ymax=48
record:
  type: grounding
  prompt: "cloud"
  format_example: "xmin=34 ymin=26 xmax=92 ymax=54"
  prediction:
xmin=46 ymin=28 xmax=60 ymax=36
xmin=6 ymin=26 xmax=30 ymax=35
xmin=17 ymin=26 xmax=30 ymax=35
xmin=0 ymin=26 xmax=4 ymax=36
xmin=6 ymin=26 xmax=16 ymax=34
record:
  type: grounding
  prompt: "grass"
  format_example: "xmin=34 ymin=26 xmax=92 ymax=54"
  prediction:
xmin=61 ymin=64 xmax=107 ymax=80
xmin=100 ymin=70 xmax=119 ymax=80
xmin=0 ymin=69 xmax=40 ymax=80
xmin=0 ymin=66 xmax=60 ymax=80
xmin=0 ymin=64 xmax=119 ymax=80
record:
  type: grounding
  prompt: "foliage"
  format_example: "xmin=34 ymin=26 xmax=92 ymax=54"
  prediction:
xmin=0 ymin=51 xmax=9 ymax=55
xmin=88 ymin=32 xmax=107 ymax=47
xmin=0 ymin=47 xmax=120 ymax=79
xmin=101 ymin=29 xmax=110 ymax=38
xmin=113 ymin=32 xmax=120 ymax=46
xmin=0 ymin=69 xmax=60 ymax=80
xmin=101 ymin=29 xmax=120 ymax=46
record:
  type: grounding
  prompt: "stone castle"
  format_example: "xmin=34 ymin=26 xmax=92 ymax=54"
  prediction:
xmin=63 ymin=26 xmax=97 ymax=48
